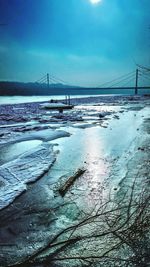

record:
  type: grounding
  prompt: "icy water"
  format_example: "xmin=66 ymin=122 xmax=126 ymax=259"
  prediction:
xmin=0 ymin=98 xmax=149 ymax=267
xmin=0 ymin=95 xmax=110 ymax=105
xmin=46 ymin=105 xmax=149 ymax=210
xmin=0 ymin=102 xmax=149 ymax=267
xmin=50 ymin=107 xmax=145 ymax=171
xmin=0 ymin=104 xmax=149 ymax=210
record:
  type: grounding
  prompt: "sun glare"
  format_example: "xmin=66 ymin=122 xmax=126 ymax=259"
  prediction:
xmin=90 ymin=0 xmax=102 ymax=4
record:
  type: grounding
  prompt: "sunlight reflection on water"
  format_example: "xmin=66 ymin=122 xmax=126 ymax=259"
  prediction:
xmin=50 ymin=126 xmax=111 ymax=210
xmin=74 ymin=128 xmax=110 ymax=209
xmin=50 ymin=107 xmax=149 ymax=211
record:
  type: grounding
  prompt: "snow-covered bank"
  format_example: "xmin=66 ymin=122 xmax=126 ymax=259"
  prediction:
xmin=0 ymin=95 xmax=149 ymax=125
xmin=0 ymin=95 xmax=149 ymax=267
xmin=0 ymin=143 xmax=56 ymax=210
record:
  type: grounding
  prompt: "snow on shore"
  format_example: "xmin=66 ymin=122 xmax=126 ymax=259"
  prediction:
xmin=0 ymin=95 xmax=149 ymax=266
xmin=0 ymin=143 xmax=57 ymax=210
xmin=0 ymin=95 xmax=149 ymax=210
xmin=0 ymin=129 xmax=71 ymax=147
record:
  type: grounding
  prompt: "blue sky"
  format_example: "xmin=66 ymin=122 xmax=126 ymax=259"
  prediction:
xmin=0 ymin=0 xmax=149 ymax=86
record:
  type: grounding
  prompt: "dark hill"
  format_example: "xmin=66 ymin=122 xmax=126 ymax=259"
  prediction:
xmin=0 ymin=81 xmax=80 ymax=96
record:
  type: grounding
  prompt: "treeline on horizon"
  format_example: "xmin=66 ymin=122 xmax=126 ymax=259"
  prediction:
xmin=0 ymin=81 xmax=79 ymax=96
xmin=0 ymin=81 xmax=149 ymax=96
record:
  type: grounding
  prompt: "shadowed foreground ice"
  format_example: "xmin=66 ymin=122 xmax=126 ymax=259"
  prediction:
xmin=0 ymin=128 xmax=70 ymax=210
xmin=0 ymin=143 xmax=57 ymax=210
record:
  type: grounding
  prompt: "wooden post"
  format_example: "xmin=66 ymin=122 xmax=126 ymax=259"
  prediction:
xmin=65 ymin=95 xmax=68 ymax=104
xmin=135 ymin=69 xmax=138 ymax=95
xmin=47 ymin=73 xmax=50 ymax=89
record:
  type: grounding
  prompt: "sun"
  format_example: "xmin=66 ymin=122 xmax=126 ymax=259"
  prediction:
xmin=90 ymin=0 xmax=102 ymax=4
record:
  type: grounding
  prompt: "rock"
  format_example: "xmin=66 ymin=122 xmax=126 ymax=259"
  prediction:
xmin=99 ymin=111 xmax=111 ymax=119
xmin=114 ymin=115 xmax=120 ymax=119
xmin=138 ymin=147 xmax=145 ymax=151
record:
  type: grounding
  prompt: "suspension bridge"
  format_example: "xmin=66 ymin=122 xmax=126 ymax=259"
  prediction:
xmin=35 ymin=67 xmax=150 ymax=95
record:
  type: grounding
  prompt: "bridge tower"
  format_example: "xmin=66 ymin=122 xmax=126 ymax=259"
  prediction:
xmin=47 ymin=73 xmax=50 ymax=89
xmin=135 ymin=69 xmax=139 ymax=95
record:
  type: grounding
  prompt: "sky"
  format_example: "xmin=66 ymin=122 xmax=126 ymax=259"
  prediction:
xmin=0 ymin=0 xmax=150 ymax=87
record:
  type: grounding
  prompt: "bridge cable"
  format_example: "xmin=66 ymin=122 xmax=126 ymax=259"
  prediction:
xmin=98 ymin=70 xmax=135 ymax=88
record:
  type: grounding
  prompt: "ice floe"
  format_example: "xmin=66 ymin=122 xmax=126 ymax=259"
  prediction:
xmin=0 ymin=129 xmax=70 ymax=146
xmin=0 ymin=143 xmax=57 ymax=210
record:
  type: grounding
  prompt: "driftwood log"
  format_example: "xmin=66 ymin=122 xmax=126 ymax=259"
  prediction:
xmin=58 ymin=168 xmax=86 ymax=197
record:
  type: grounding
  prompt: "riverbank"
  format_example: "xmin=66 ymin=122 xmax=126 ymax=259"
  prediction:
xmin=0 ymin=95 xmax=149 ymax=266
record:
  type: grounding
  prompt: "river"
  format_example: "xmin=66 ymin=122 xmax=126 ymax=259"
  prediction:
xmin=0 ymin=97 xmax=149 ymax=267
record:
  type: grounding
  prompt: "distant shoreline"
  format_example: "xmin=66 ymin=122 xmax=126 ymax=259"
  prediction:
xmin=0 ymin=80 xmax=149 ymax=98
xmin=0 ymin=93 xmax=150 ymax=105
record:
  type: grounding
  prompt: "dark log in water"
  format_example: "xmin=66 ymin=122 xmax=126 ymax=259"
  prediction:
xmin=59 ymin=168 xmax=86 ymax=197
